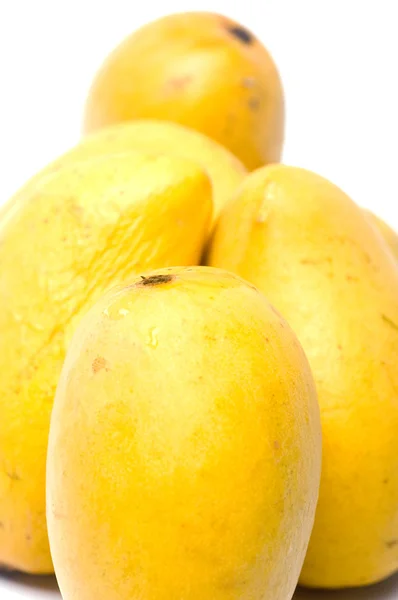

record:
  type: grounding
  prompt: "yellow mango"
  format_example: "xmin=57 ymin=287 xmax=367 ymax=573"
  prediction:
xmin=0 ymin=153 xmax=212 ymax=573
xmin=207 ymin=165 xmax=398 ymax=588
xmin=82 ymin=12 xmax=285 ymax=171
xmin=47 ymin=266 xmax=321 ymax=600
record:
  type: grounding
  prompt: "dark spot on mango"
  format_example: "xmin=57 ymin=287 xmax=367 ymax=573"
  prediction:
xmin=167 ymin=74 xmax=193 ymax=91
xmin=381 ymin=313 xmax=398 ymax=332
xmin=248 ymin=97 xmax=260 ymax=111
xmin=0 ymin=521 xmax=4 ymax=529
xmin=386 ymin=539 xmax=398 ymax=549
xmin=273 ymin=440 xmax=280 ymax=450
xmin=139 ymin=274 xmax=174 ymax=286
xmin=227 ymin=25 xmax=254 ymax=45
xmin=92 ymin=356 xmax=109 ymax=374
xmin=205 ymin=334 xmax=217 ymax=341
xmin=346 ymin=274 xmax=358 ymax=282
xmin=6 ymin=469 xmax=21 ymax=482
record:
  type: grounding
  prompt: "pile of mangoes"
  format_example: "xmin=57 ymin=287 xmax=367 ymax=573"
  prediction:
xmin=0 ymin=11 xmax=397 ymax=600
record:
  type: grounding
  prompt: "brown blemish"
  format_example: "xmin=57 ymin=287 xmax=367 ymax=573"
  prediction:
xmin=205 ymin=335 xmax=217 ymax=341
xmin=6 ymin=469 xmax=21 ymax=482
xmin=273 ymin=440 xmax=280 ymax=450
xmin=92 ymin=356 xmax=109 ymax=374
xmin=300 ymin=257 xmax=332 ymax=266
xmin=167 ymin=74 xmax=193 ymax=91
xmin=138 ymin=274 xmax=174 ymax=287
xmin=383 ymin=478 xmax=389 ymax=484
xmin=386 ymin=539 xmax=398 ymax=549
xmin=269 ymin=304 xmax=280 ymax=316
xmin=0 ymin=521 xmax=4 ymax=529
xmin=345 ymin=274 xmax=358 ymax=282
xmin=248 ymin=97 xmax=260 ymax=111
xmin=25 ymin=533 xmax=31 ymax=541
xmin=381 ymin=314 xmax=398 ymax=332
xmin=52 ymin=510 xmax=66 ymax=521
xmin=227 ymin=25 xmax=254 ymax=45
xmin=242 ymin=76 xmax=255 ymax=89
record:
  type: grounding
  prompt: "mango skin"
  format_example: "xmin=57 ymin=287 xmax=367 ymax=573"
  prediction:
xmin=207 ymin=164 xmax=398 ymax=588
xmin=364 ymin=209 xmax=398 ymax=261
xmin=46 ymin=266 xmax=321 ymax=600
xmin=82 ymin=12 xmax=285 ymax=171
xmin=0 ymin=153 xmax=212 ymax=573
xmin=1 ymin=120 xmax=246 ymax=226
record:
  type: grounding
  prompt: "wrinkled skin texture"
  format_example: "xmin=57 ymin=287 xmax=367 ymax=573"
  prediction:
xmin=0 ymin=153 xmax=212 ymax=573
xmin=0 ymin=120 xmax=246 ymax=227
xmin=364 ymin=209 xmax=398 ymax=261
xmin=208 ymin=164 xmax=398 ymax=588
xmin=47 ymin=266 xmax=321 ymax=600
xmin=82 ymin=12 xmax=285 ymax=171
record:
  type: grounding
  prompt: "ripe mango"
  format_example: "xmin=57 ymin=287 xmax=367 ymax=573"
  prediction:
xmin=47 ymin=266 xmax=321 ymax=600
xmin=0 ymin=152 xmax=212 ymax=573
xmin=82 ymin=12 xmax=285 ymax=170
xmin=207 ymin=165 xmax=398 ymax=588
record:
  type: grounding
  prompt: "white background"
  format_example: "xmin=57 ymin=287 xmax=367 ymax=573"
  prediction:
xmin=0 ymin=0 xmax=397 ymax=598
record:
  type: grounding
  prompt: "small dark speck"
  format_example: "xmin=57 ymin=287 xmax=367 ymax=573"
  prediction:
xmin=25 ymin=534 xmax=31 ymax=541
xmin=273 ymin=440 xmax=280 ymax=450
xmin=345 ymin=274 xmax=358 ymax=282
xmin=6 ymin=470 xmax=21 ymax=482
xmin=248 ymin=97 xmax=260 ymax=111
xmin=227 ymin=25 xmax=254 ymax=45
xmin=337 ymin=344 xmax=342 ymax=350
xmin=0 ymin=522 xmax=4 ymax=529
xmin=205 ymin=335 xmax=217 ymax=341
xmin=386 ymin=539 xmax=398 ymax=549
xmin=381 ymin=314 xmax=398 ymax=332
xmin=383 ymin=478 xmax=389 ymax=484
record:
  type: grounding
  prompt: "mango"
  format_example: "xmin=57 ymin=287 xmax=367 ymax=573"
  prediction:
xmin=46 ymin=266 xmax=321 ymax=600
xmin=82 ymin=12 xmax=285 ymax=170
xmin=207 ymin=165 xmax=398 ymax=588
xmin=0 ymin=152 xmax=212 ymax=573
